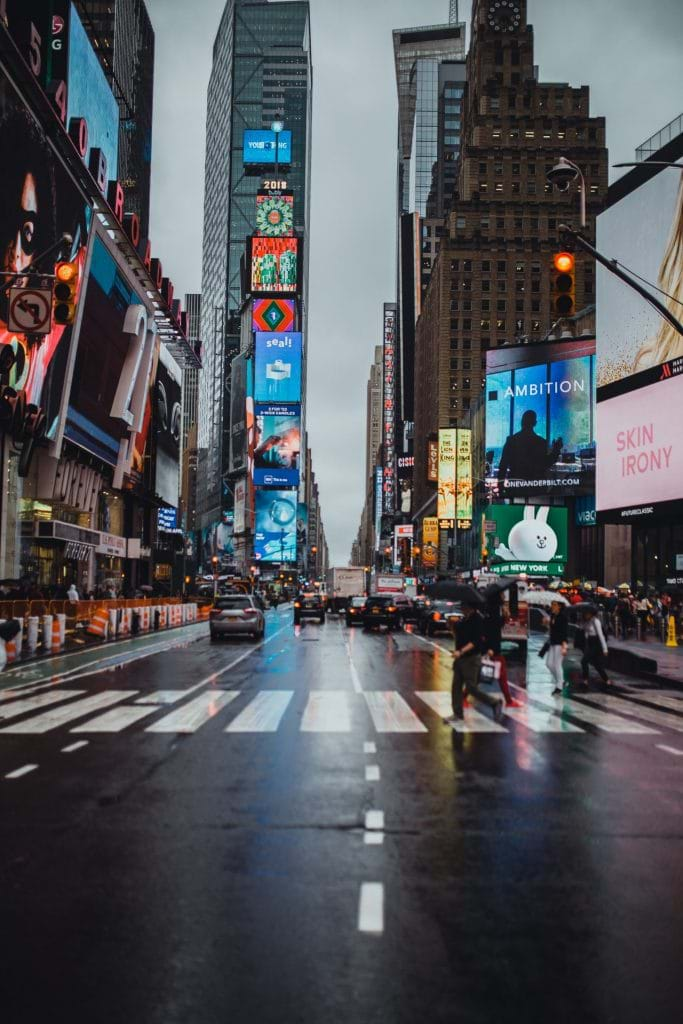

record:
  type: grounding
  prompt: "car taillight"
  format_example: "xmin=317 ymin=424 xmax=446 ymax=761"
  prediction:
xmin=243 ymin=609 xmax=257 ymax=617
xmin=349 ymin=608 xmax=356 ymax=614
xmin=388 ymin=606 xmax=397 ymax=613
xmin=293 ymin=601 xmax=301 ymax=608
xmin=433 ymin=612 xmax=441 ymax=621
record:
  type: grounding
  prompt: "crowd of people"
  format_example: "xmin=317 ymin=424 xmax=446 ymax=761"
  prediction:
xmin=562 ymin=586 xmax=682 ymax=643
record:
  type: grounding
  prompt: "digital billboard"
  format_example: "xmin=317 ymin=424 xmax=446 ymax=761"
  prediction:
xmin=201 ymin=510 xmax=235 ymax=571
xmin=67 ymin=4 xmax=119 ymax=183
xmin=249 ymin=237 xmax=300 ymax=295
xmin=243 ymin=130 xmax=292 ymax=166
xmin=484 ymin=505 xmax=568 ymax=576
xmin=596 ymin=165 xmax=683 ymax=522
xmin=154 ymin=345 xmax=182 ymax=507
xmin=437 ymin=429 xmax=456 ymax=520
xmin=383 ymin=304 xmax=397 ymax=513
xmin=229 ymin=352 xmax=250 ymax=474
xmin=253 ymin=403 xmax=301 ymax=487
xmin=158 ymin=507 xmax=178 ymax=531
xmin=422 ymin=517 xmax=439 ymax=570
xmin=234 ymin=478 xmax=247 ymax=536
xmin=254 ymin=489 xmax=298 ymax=563
xmin=0 ymin=66 xmax=90 ymax=440
xmin=252 ymin=298 xmax=296 ymax=333
xmin=393 ymin=524 xmax=413 ymax=568
xmin=456 ymin=429 xmax=472 ymax=523
xmin=297 ymin=502 xmax=308 ymax=553
xmin=256 ymin=193 xmax=294 ymax=236
xmin=485 ymin=338 xmax=596 ymax=498
xmin=254 ymin=332 xmax=302 ymax=403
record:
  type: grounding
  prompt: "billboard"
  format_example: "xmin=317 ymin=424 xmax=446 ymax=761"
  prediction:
xmin=154 ymin=345 xmax=182 ymax=507
xmin=427 ymin=440 xmax=439 ymax=482
xmin=158 ymin=507 xmax=178 ymax=531
xmin=484 ymin=505 xmax=568 ymax=576
xmin=243 ymin=129 xmax=292 ymax=166
xmin=256 ymin=193 xmax=294 ymax=237
xmin=437 ymin=429 xmax=456 ymax=520
xmin=254 ymin=332 xmax=302 ymax=403
xmin=253 ymin=403 xmax=301 ymax=487
xmin=297 ymin=502 xmax=308 ymax=554
xmin=0 ymin=65 xmax=90 ymax=440
xmin=383 ymin=304 xmax=397 ymax=513
xmin=67 ymin=4 xmax=119 ymax=184
xmin=249 ymin=237 xmax=300 ymax=295
xmin=485 ymin=338 xmax=596 ymax=498
xmin=456 ymin=428 xmax=472 ymax=523
xmin=234 ymin=478 xmax=247 ymax=536
xmin=422 ymin=517 xmax=439 ymax=569
xmin=201 ymin=511 xmax=235 ymax=570
xmin=229 ymin=352 xmax=250 ymax=474
xmin=597 ymin=167 xmax=683 ymax=522
xmin=252 ymin=298 xmax=296 ymax=333
xmin=254 ymin=489 xmax=298 ymax=563
xmin=393 ymin=523 xmax=413 ymax=567
xmin=374 ymin=467 xmax=383 ymax=549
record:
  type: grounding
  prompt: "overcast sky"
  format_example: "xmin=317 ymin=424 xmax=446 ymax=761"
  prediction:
xmin=145 ymin=0 xmax=682 ymax=565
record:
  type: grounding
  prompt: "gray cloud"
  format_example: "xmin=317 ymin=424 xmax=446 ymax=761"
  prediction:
xmin=146 ymin=0 xmax=682 ymax=564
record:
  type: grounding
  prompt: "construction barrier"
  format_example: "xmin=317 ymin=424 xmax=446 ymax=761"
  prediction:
xmin=159 ymin=605 xmax=168 ymax=629
xmin=51 ymin=615 xmax=62 ymax=651
xmin=108 ymin=609 xmax=118 ymax=640
xmin=42 ymin=614 xmax=54 ymax=651
xmin=87 ymin=606 xmax=109 ymax=639
xmin=27 ymin=616 xmax=39 ymax=654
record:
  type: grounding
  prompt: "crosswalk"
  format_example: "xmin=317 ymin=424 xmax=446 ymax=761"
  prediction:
xmin=0 ymin=684 xmax=682 ymax=739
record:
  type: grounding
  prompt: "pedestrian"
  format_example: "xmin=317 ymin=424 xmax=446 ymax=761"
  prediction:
xmin=483 ymin=594 xmax=522 ymax=707
xmin=445 ymin=601 xmax=504 ymax=725
xmin=67 ymin=582 xmax=79 ymax=602
xmin=546 ymin=599 xmax=569 ymax=695
xmin=636 ymin=593 xmax=651 ymax=640
xmin=579 ymin=607 xmax=612 ymax=690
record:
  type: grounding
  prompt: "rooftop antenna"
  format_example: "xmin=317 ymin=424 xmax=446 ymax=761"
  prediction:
xmin=449 ymin=0 xmax=459 ymax=23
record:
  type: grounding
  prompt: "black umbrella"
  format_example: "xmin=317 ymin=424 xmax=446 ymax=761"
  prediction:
xmin=483 ymin=577 xmax=519 ymax=599
xmin=0 ymin=618 xmax=21 ymax=641
xmin=425 ymin=581 xmax=484 ymax=605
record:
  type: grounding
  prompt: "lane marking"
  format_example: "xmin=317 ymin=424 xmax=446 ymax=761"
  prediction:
xmin=0 ymin=691 xmax=133 ymax=734
xmin=72 ymin=705 xmax=159 ymax=733
xmin=226 ymin=691 xmax=293 ymax=733
xmin=364 ymin=832 xmax=384 ymax=846
xmin=363 ymin=741 xmax=377 ymax=755
xmin=5 ymin=764 xmax=39 ymax=779
xmin=416 ymin=691 xmax=507 ymax=733
xmin=0 ymin=689 xmax=86 ymax=723
xmin=656 ymin=744 xmax=683 ymax=757
xmin=146 ymin=691 xmax=239 ymax=734
xmin=301 ymin=691 xmax=351 ymax=732
xmin=365 ymin=810 xmax=384 ymax=831
xmin=365 ymin=764 xmax=380 ymax=782
xmin=358 ymin=882 xmax=384 ymax=934
xmin=363 ymin=691 xmax=428 ymax=733
xmin=61 ymin=740 xmax=89 ymax=753
xmin=194 ymin=626 xmax=287 ymax=691
xmin=345 ymin=642 xmax=363 ymax=693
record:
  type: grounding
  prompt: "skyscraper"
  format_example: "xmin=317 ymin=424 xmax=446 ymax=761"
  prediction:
xmin=197 ymin=0 xmax=312 ymax=532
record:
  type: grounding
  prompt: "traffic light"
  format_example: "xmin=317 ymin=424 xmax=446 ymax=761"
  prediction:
xmin=53 ymin=260 xmax=80 ymax=324
xmin=551 ymin=252 xmax=575 ymax=319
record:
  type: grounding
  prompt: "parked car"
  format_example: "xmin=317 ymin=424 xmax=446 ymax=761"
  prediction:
xmin=294 ymin=592 xmax=326 ymax=625
xmin=210 ymin=595 xmax=265 ymax=641
xmin=345 ymin=595 xmax=367 ymax=626
xmin=418 ymin=599 xmax=462 ymax=637
xmin=363 ymin=595 xmax=403 ymax=632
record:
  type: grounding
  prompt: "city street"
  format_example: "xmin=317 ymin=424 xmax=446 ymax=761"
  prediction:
xmin=1 ymin=607 xmax=682 ymax=1024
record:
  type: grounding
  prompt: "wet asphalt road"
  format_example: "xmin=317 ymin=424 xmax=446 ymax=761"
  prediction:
xmin=1 ymin=605 xmax=682 ymax=1024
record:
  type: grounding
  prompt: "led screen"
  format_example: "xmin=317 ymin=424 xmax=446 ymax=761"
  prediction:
xmin=229 ymin=352 xmax=250 ymax=474
xmin=243 ymin=129 xmax=292 ymax=166
xmin=0 ymin=66 xmax=90 ymax=440
xmin=485 ymin=338 xmax=596 ymax=498
xmin=252 ymin=298 xmax=295 ymax=333
xmin=256 ymin=194 xmax=294 ymax=236
xmin=253 ymin=403 xmax=301 ymax=487
xmin=158 ymin=507 xmax=178 ymax=530
xmin=456 ymin=429 xmax=472 ymax=523
xmin=154 ymin=345 xmax=182 ymax=507
xmin=254 ymin=332 xmax=302 ymax=403
xmin=437 ymin=429 xmax=456 ymax=520
xmin=67 ymin=5 xmax=119 ymax=183
xmin=201 ymin=511 xmax=235 ymax=571
xmin=254 ymin=489 xmax=298 ymax=563
xmin=484 ymin=505 xmax=568 ymax=576
xmin=422 ymin=517 xmax=439 ymax=569
xmin=249 ymin=237 xmax=299 ymax=295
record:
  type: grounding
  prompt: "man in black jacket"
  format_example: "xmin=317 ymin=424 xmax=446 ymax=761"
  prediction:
xmin=446 ymin=602 xmax=504 ymax=725
xmin=497 ymin=410 xmax=563 ymax=489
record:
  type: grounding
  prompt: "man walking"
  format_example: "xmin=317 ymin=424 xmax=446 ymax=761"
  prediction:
xmin=446 ymin=601 xmax=504 ymax=725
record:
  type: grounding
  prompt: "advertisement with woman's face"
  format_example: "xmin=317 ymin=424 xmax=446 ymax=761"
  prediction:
xmin=0 ymin=71 xmax=90 ymax=438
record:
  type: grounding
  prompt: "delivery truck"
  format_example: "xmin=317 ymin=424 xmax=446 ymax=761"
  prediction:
xmin=325 ymin=567 xmax=367 ymax=613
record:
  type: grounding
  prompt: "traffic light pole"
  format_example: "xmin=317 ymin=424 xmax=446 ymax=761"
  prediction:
xmin=0 ymin=232 xmax=72 ymax=295
xmin=559 ymin=223 xmax=683 ymax=338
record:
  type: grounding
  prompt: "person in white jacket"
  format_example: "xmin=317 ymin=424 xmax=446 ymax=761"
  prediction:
xmin=580 ymin=607 xmax=612 ymax=689
xmin=67 ymin=583 xmax=80 ymax=602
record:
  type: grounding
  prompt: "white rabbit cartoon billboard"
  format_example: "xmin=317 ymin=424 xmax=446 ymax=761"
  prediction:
xmin=484 ymin=505 xmax=568 ymax=576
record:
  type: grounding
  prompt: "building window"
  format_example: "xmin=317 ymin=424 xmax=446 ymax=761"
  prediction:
xmin=515 ymin=299 xmax=524 ymax=312
xmin=463 ymin=338 xmax=472 ymax=350
xmin=456 ymin=216 xmax=466 ymax=229
xmin=512 ymin=162 xmax=520 ymax=175
xmin=544 ymin=183 xmax=553 ymax=194
xmin=481 ymin=319 xmax=490 ymax=331
xmin=463 ymin=359 xmax=471 ymax=371
xmin=481 ymin=217 xmax=490 ymax=230
xmin=450 ymin=318 xmax=459 ymax=329
xmin=450 ymin=339 xmax=459 ymax=350
xmin=445 ymin=119 xmax=461 ymax=130
xmin=525 ymin=130 xmax=535 ymax=139
xmin=445 ymin=135 xmax=460 ymax=146
xmin=463 ymin=378 xmax=471 ymax=390
xmin=463 ymin=318 xmax=471 ymax=330
xmin=531 ymin=280 xmax=540 ymax=293
xmin=462 ymin=279 xmax=472 ymax=291
xmin=494 ymin=162 xmax=503 ymax=175
xmin=481 ymin=299 xmax=490 ymax=311
xmin=495 ymin=182 xmax=504 ymax=192
xmin=450 ymin=358 xmax=459 ymax=370
xmin=497 ymin=279 xmax=507 ymax=292
xmin=479 ymin=182 xmax=488 ymax=192
xmin=531 ymin=320 xmax=541 ymax=332
xmin=514 ymin=217 xmax=523 ymax=230
xmin=463 ymin=299 xmax=472 ymax=311
xmin=527 ymin=182 xmax=536 ymax=195
xmin=497 ymin=261 xmax=506 ymax=273
xmin=531 ymin=299 xmax=540 ymax=312
xmin=511 ymin=182 xmax=520 ymax=194
xmin=516 ymin=280 xmax=525 ymax=292
xmin=516 ymin=262 xmax=525 ymax=274
xmin=496 ymin=218 xmax=504 ymax=229
xmin=528 ymin=163 xmax=536 ymax=175
xmin=490 ymin=97 xmax=500 ymax=112
xmin=492 ymin=128 xmax=501 ymax=140
xmin=482 ymin=280 xmax=490 ymax=292
xmin=463 ymin=260 xmax=472 ymax=272
xmin=479 ymin=162 xmax=487 ymax=174
xmin=450 ymin=300 xmax=459 ymax=311
xmin=497 ymin=300 xmax=507 ymax=312
xmin=497 ymin=319 xmax=506 ymax=331
xmin=463 ymin=398 xmax=471 ymax=411
xmin=482 ymin=261 xmax=491 ymax=272
xmin=509 ymin=128 xmax=519 ymax=139
xmin=450 ymin=260 xmax=459 ymax=271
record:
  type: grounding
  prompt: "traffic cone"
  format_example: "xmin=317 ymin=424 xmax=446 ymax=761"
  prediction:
xmin=51 ymin=617 xmax=62 ymax=651
xmin=666 ymin=614 xmax=678 ymax=648
xmin=42 ymin=614 xmax=53 ymax=651
xmin=87 ymin=607 xmax=109 ymax=639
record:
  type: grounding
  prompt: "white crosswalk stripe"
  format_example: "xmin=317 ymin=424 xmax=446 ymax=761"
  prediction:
xmin=0 ymin=689 xmax=85 ymax=722
xmin=0 ymin=691 xmax=134 ymax=734
xmin=620 ymin=692 xmax=683 ymax=715
xmin=575 ymin=693 xmax=683 ymax=732
xmin=416 ymin=691 xmax=507 ymax=732
xmin=363 ymin=691 xmax=428 ymax=733
xmin=146 ymin=691 xmax=239 ymax=733
xmin=134 ymin=686 xmax=204 ymax=706
xmin=226 ymin=691 xmax=293 ymax=733
xmin=301 ymin=691 xmax=351 ymax=732
xmin=516 ymin=687 xmax=659 ymax=734
xmin=72 ymin=705 xmax=159 ymax=733
xmin=504 ymin=703 xmax=584 ymax=734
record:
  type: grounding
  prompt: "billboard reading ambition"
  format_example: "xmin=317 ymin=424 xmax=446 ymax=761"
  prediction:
xmin=154 ymin=345 xmax=182 ymax=507
xmin=484 ymin=505 xmax=568 ymax=576
xmin=249 ymin=237 xmax=299 ymax=295
xmin=253 ymin=403 xmax=301 ymax=487
xmin=485 ymin=338 xmax=596 ymax=498
xmin=0 ymin=65 xmax=90 ymax=441
xmin=254 ymin=332 xmax=302 ymax=403
xmin=254 ymin=489 xmax=298 ymax=563
xmin=243 ymin=129 xmax=292 ymax=166
xmin=437 ymin=429 xmax=456 ymax=521
xmin=256 ymin=193 xmax=294 ymax=237
xmin=596 ymin=167 xmax=683 ymax=522
xmin=383 ymin=304 xmax=397 ymax=514
xmin=456 ymin=429 xmax=472 ymax=524
xmin=252 ymin=298 xmax=295 ymax=333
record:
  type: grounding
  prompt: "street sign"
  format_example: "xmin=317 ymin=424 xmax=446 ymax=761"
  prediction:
xmin=8 ymin=287 xmax=53 ymax=334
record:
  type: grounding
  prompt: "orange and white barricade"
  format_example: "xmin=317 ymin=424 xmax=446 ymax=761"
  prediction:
xmin=42 ymin=614 xmax=54 ymax=650
xmin=26 ymin=616 xmax=39 ymax=654
xmin=87 ymin=606 xmax=109 ymax=640
xmin=57 ymin=613 xmax=66 ymax=647
xmin=158 ymin=605 xmax=168 ymax=629
xmin=119 ymin=608 xmax=131 ymax=636
xmin=107 ymin=609 xmax=117 ymax=640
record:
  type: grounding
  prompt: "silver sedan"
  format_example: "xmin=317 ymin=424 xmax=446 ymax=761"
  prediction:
xmin=209 ymin=595 xmax=265 ymax=640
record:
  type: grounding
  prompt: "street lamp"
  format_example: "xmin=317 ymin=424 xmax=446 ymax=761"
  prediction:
xmin=271 ymin=118 xmax=284 ymax=180
xmin=212 ymin=555 xmax=219 ymax=600
xmin=546 ymin=157 xmax=586 ymax=228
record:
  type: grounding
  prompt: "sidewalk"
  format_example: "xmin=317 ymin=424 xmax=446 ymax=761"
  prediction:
xmin=607 ymin=636 xmax=683 ymax=688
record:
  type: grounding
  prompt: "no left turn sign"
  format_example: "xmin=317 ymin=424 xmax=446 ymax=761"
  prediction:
xmin=8 ymin=287 xmax=53 ymax=335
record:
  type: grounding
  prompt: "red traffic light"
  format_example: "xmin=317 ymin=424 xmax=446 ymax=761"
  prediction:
xmin=553 ymin=252 xmax=574 ymax=274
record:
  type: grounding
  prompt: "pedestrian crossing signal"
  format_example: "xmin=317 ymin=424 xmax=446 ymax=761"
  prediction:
xmin=53 ymin=261 xmax=80 ymax=325
xmin=551 ymin=252 xmax=575 ymax=318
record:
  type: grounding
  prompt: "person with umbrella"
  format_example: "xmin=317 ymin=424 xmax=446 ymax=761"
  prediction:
xmin=546 ymin=598 xmax=569 ymax=695
xmin=482 ymin=589 xmax=522 ymax=707
xmin=578 ymin=606 xmax=612 ymax=690
xmin=446 ymin=599 xmax=504 ymax=725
